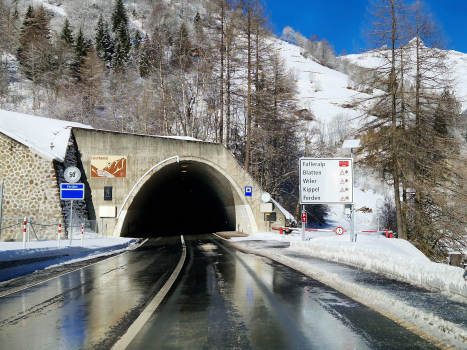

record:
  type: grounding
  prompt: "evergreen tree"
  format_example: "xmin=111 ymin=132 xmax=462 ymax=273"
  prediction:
xmin=60 ymin=18 xmax=74 ymax=45
xmin=95 ymin=15 xmax=114 ymax=66
xmin=24 ymin=5 xmax=33 ymax=22
xmin=133 ymin=30 xmax=142 ymax=52
xmin=72 ymin=28 xmax=91 ymax=79
xmin=111 ymin=0 xmax=128 ymax=33
xmin=172 ymin=22 xmax=191 ymax=70
xmin=17 ymin=6 xmax=53 ymax=82
xmin=112 ymin=22 xmax=131 ymax=71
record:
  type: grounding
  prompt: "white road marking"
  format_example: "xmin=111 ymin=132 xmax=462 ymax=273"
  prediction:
xmin=112 ymin=235 xmax=187 ymax=350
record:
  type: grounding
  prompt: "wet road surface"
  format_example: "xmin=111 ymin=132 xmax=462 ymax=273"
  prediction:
xmin=0 ymin=237 xmax=182 ymax=350
xmin=239 ymin=240 xmax=467 ymax=329
xmin=127 ymin=234 xmax=437 ymax=350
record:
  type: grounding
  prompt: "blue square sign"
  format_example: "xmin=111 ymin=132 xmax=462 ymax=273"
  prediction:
xmin=245 ymin=186 xmax=252 ymax=197
xmin=60 ymin=183 xmax=85 ymax=200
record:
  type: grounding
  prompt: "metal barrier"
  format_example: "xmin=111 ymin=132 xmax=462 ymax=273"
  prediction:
xmin=1 ymin=217 xmax=108 ymax=244
xmin=271 ymin=226 xmax=394 ymax=238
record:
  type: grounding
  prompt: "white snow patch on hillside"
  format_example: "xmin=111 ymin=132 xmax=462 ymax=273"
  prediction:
xmin=276 ymin=39 xmax=370 ymax=124
xmin=345 ymin=47 xmax=467 ymax=109
xmin=0 ymin=109 xmax=92 ymax=162
xmin=33 ymin=0 xmax=67 ymax=16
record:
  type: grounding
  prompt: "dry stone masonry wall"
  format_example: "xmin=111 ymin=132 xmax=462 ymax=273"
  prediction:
xmin=0 ymin=133 xmax=64 ymax=241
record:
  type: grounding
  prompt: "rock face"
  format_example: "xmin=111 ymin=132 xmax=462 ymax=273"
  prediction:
xmin=0 ymin=133 xmax=64 ymax=241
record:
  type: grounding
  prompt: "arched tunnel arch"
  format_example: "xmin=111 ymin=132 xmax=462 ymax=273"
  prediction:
xmin=116 ymin=158 xmax=255 ymax=238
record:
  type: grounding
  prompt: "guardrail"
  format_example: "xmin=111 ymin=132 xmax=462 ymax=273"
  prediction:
xmin=271 ymin=227 xmax=394 ymax=238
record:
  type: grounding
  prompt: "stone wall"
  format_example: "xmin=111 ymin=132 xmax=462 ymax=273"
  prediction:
xmin=0 ymin=133 xmax=64 ymax=241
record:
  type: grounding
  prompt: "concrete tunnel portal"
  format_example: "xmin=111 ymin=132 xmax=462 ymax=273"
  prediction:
xmin=120 ymin=160 xmax=240 ymax=238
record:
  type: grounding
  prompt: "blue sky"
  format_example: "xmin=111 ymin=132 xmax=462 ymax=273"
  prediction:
xmin=265 ymin=0 xmax=467 ymax=54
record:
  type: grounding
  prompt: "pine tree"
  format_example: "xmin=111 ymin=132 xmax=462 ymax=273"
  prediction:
xmin=60 ymin=18 xmax=74 ymax=45
xmin=172 ymin=22 xmax=191 ymax=70
xmin=24 ymin=5 xmax=33 ymax=22
xmin=72 ymin=28 xmax=91 ymax=79
xmin=134 ymin=30 xmax=142 ymax=52
xmin=17 ymin=6 xmax=53 ymax=82
xmin=95 ymin=15 xmax=114 ymax=66
xmin=112 ymin=22 xmax=131 ymax=71
xmin=111 ymin=0 xmax=128 ymax=33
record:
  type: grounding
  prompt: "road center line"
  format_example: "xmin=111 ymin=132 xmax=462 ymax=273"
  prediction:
xmin=112 ymin=235 xmax=187 ymax=350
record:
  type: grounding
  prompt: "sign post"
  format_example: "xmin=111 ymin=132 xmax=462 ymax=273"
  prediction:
xmin=0 ymin=181 xmax=3 ymax=236
xmin=60 ymin=180 xmax=85 ymax=246
xmin=301 ymin=207 xmax=306 ymax=241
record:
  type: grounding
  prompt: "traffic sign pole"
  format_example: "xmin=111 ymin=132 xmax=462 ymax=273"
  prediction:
xmin=301 ymin=206 xmax=306 ymax=241
xmin=69 ymin=199 xmax=73 ymax=246
xmin=350 ymin=149 xmax=355 ymax=242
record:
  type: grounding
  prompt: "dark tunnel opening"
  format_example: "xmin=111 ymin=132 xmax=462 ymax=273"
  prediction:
xmin=121 ymin=161 xmax=237 ymax=238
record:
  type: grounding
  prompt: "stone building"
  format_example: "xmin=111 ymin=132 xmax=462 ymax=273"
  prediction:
xmin=0 ymin=110 xmax=90 ymax=242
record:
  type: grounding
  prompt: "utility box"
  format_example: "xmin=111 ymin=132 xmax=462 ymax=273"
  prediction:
xmin=260 ymin=202 xmax=275 ymax=213
xmin=99 ymin=205 xmax=117 ymax=218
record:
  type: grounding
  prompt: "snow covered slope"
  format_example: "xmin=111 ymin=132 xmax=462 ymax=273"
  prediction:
xmin=345 ymin=46 xmax=467 ymax=110
xmin=275 ymin=40 xmax=371 ymax=124
xmin=0 ymin=109 xmax=92 ymax=162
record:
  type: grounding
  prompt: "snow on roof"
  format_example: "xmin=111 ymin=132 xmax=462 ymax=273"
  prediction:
xmin=271 ymin=198 xmax=296 ymax=223
xmin=162 ymin=135 xmax=203 ymax=141
xmin=0 ymin=109 xmax=92 ymax=162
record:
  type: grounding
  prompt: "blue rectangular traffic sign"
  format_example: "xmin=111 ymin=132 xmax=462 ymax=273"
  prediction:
xmin=60 ymin=183 xmax=85 ymax=200
xmin=245 ymin=186 xmax=252 ymax=197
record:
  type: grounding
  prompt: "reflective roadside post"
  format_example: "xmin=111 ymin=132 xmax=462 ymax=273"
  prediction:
xmin=342 ymin=140 xmax=361 ymax=243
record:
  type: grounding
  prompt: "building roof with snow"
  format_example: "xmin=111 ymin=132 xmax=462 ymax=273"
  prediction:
xmin=0 ymin=109 xmax=92 ymax=162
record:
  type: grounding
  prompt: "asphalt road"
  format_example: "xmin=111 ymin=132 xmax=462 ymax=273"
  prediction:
xmin=0 ymin=237 xmax=182 ymax=350
xmin=0 ymin=234 xmax=438 ymax=349
xmin=127 ymin=234 xmax=437 ymax=350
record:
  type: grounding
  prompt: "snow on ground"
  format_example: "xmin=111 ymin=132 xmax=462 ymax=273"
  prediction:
xmin=0 ymin=237 xmax=137 ymax=262
xmin=0 ymin=237 xmax=138 ymax=281
xmin=345 ymin=46 xmax=467 ymax=109
xmin=233 ymin=183 xmax=467 ymax=299
xmin=235 ymin=226 xmax=467 ymax=299
xmin=33 ymin=0 xmax=67 ymax=16
xmin=276 ymin=39 xmax=369 ymax=124
xmin=231 ymin=238 xmax=467 ymax=348
xmin=0 ymin=109 xmax=92 ymax=162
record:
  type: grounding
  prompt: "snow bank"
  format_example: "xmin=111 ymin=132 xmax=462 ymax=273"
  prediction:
xmin=0 ymin=237 xmax=138 ymax=263
xmin=0 ymin=109 xmax=92 ymax=162
xmin=289 ymin=235 xmax=467 ymax=298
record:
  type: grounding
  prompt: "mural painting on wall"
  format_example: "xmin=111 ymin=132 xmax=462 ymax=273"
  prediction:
xmin=91 ymin=156 xmax=127 ymax=178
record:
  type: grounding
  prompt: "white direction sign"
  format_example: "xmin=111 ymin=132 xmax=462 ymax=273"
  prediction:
xmin=300 ymin=158 xmax=353 ymax=204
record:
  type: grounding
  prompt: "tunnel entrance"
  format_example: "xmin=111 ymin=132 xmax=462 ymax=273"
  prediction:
xmin=120 ymin=160 xmax=238 ymax=238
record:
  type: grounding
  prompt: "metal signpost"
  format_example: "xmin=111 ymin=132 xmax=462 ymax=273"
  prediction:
xmin=61 ymin=167 xmax=84 ymax=246
xmin=60 ymin=183 xmax=85 ymax=245
xmin=299 ymin=158 xmax=354 ymax=241
xmin=0 ymin=181 xmax=3 ymax=235
xmin=301 ymin=211 xmax=307 ymax=241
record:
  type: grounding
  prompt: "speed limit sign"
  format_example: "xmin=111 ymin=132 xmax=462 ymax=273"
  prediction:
xmin=335 ymin=226 xmax=344 ymax=235
xmin=64 ymin=166 xmax=81 ymax=183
